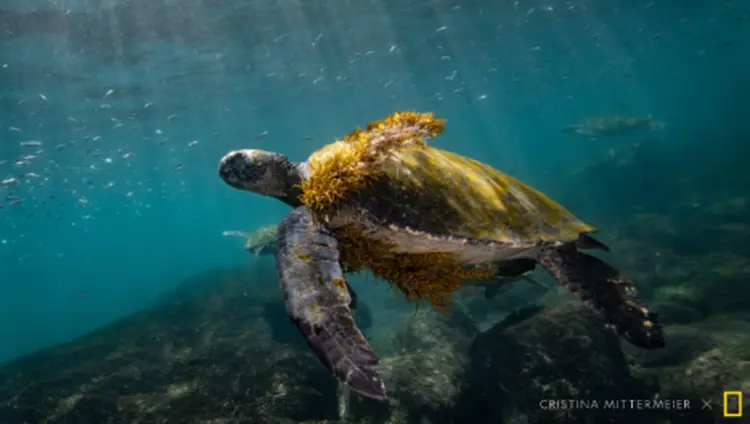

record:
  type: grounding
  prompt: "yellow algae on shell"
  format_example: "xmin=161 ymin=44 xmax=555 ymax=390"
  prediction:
xmin=298 ymin=111 xmax=445 ymax=212
xmin=374 ymin=145 xmax=596 ymax=242
xmin=333 ymin=225 xmax=492 ymax=311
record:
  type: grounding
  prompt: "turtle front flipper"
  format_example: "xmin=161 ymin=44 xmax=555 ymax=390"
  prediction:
xmin=538 ymin=246 xmax=665 ymax=350
xmin=276 ymin=206 xmax=387 ymax=400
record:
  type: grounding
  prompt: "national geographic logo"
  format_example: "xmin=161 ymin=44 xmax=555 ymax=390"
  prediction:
xmin=724 ymin=391 xmax=743 ymax=418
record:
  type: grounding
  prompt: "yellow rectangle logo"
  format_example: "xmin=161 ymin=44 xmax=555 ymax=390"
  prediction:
xmin=724 ymin=391 xmax=743 ymax=418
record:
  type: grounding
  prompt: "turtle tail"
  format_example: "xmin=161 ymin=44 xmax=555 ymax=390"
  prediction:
xmin=538 ymin=245 xmax=665 ymax=350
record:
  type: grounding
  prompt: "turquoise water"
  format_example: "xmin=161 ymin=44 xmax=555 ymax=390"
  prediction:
xmin=0 ymin=0 xmax=747 ymax=390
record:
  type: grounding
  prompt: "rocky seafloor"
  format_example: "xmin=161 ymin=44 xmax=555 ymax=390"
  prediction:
xmin=1 ymin=146 xmax=749 ymax=424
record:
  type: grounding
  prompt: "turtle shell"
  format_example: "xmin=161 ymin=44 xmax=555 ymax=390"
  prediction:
xmin=351 ymin=144 xmax=596 ymax=243
xmin=298 ymin=111 xmax=594 ymax=244
xmin=244 ymin=225 xmax=278 ymax=251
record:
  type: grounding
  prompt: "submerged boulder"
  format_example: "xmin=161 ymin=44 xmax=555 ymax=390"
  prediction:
xmin=629 ymin=314 xmax=750 ymax=424
xmin=0 ymin=266 xmax=474 ymax=424
xmin=455 ymin=303 xmax=660 ymax=424
xmin=0 ymin=267 xmax=342 ymax=423
xmin=346 ymin=305 xmax=478 ymax=424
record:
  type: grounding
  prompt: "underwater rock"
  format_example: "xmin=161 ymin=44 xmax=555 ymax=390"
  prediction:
xmin=634 ymin=314 xmax=750 ymax=423
xmin=643 ymin=251 xmax=750 ymax=323
xmin=345 ymin=306 xmax=476 ymax=424
xmin=455 ymin=303 xmax=659 ymax=424
xmin=0 ymin=267 xmax=343 ymax=423
xmin=614 ymin=242 xmax=750 ymax=323
xmin=0 ymin=266 xmax=466 ymax=424
xmin=382 ymin=308 xmax=472 ymax=408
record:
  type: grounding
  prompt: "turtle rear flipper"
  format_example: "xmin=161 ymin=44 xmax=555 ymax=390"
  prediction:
xmin=276 ymin=206 xmax=387 ymax=400
xmin=538 ymin=246 xmax=665 ymax=350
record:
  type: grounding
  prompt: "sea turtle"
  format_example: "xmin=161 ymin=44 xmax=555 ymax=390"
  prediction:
xmin=563 ymin=114 xmax=664 ymax=138
xmin=222 ymin=226 xmax=278 ymax=256
xmin=218 ymin=111 xmax=665 ymax=401
xmin=243 ymin=225 xmax=279 ymax=256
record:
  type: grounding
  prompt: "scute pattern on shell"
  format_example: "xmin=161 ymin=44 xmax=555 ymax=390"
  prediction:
xmin=353 ymin=145 xmax=595 ymax=243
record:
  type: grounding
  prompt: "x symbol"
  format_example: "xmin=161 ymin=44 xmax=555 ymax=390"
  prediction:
xmin=701 ymin=399 xmax=712 ymax=410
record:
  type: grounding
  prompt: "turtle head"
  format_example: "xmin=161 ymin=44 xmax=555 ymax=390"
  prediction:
xmin=219 ymin=149 xmax=303 ymax=207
